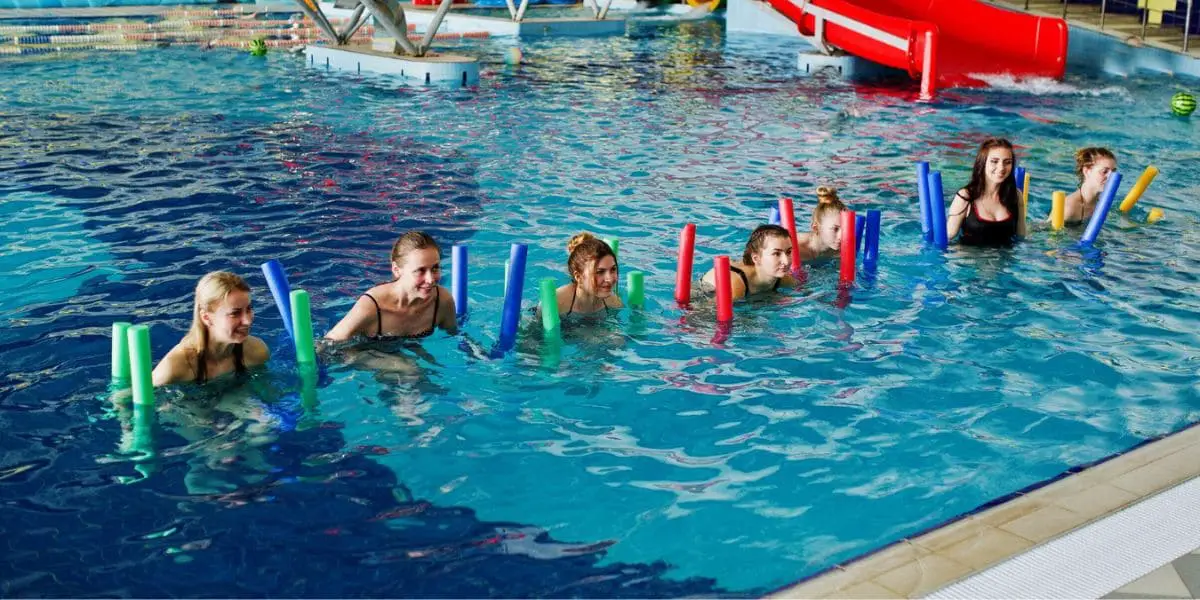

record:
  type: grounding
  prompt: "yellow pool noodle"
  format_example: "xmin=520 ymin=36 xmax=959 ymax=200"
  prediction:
xmin=1118 ymin=165 xmax=1159 ymax=212
xmin=1051 ymin=191 xmax=1066 ymax=231
xmin=1147 ymin=208 xmax=1164 ymax=224
xmin=1022 ymin=171 xmax=1031 ymax=213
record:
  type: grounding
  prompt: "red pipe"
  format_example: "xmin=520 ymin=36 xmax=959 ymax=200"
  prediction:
xmin=675 ymin=223 xmax=696 ymax=307
xmin=714 ymin=256 xmax=733 ymax=323
xmin=840 ymin=210 xmax=857 ymax=285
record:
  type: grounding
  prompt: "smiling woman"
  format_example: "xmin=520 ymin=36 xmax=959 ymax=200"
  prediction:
xmin=947 ymin=137 xmax=1027 ymax=246
xmin=325 ymin=231 xmax=458 ymax=342
xmin=151 ymin=271 xmax=270 ymax=386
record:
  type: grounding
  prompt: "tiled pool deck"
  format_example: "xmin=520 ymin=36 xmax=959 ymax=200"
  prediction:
xmin=771 ymin=424 xmax=1200 ymax=598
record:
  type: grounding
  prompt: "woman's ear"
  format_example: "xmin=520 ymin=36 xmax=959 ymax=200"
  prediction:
xmin=391 ymin=261 xmax=402 ymax=280
xmin=200 ymin=310 xmax=213 ymax=328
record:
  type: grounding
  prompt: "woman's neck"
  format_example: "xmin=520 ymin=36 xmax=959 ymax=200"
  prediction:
xmin=1081 ymin=181 xmax=1102 ymax=202
xmin=573 ymin=283 xmax=604 ymax=311
xmin=206 ymin=338 xmax=236 ymax=359
xmin=807 ymin=234 xmax=827 ymax=254
xmin=391 ymin=283 xmax=425 ymax=308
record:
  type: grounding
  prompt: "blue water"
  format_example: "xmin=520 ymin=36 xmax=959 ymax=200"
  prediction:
xmin=3 ymin=18 xmax=1200 ymax=596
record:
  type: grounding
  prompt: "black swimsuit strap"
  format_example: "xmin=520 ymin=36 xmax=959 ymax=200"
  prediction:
xmin=362 ymin=292 xmax=384 ymax=338
xmin=431 ymin=287 xmax=439 ymax=329
xmin=234 ymin=343 xmax=245 ymax=374
xmin=565 ymin=285 xmax=577 ymax=316
xmin=728 ymin=265 xmax=752 ymax=294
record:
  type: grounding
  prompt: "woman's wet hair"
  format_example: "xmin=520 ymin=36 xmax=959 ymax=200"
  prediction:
xmin=390 ymin=231 xmax=440 ymax=267
xmin=566 ymin=232 xmax=617 ymax=282
xmin=1074 ymin=147 xmax=1116 ymax=184
xmin=742 ymin=224 xmax=791 ymax=264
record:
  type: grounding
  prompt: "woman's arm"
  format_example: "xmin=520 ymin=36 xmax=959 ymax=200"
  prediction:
xmin=946 ymin=191 xmax=970 ymax=241
xmin=325 ymin=296 xmax=375 ymax=342
xmin=243 ymin=336 xmax=271 ymax=367
xmin=437 ymin=286 xmax=458 ymax=334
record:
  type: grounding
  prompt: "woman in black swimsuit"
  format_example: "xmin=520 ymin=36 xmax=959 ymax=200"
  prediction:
xmin=700 ymin=224 xmax=797 ymax=299
xmin=541 ymin=232 xmax=624 ymax=319
xmin=946 ymin=137 xmax=1028 ymax=247
xmin=325 ymin=231 xmax=458 ymax=342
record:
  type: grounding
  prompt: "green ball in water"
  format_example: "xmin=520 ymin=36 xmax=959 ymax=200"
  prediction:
xmin=1172 ymin=91 xmax=1196 ymax=117
xmin=249 ymin=39 xmax=268 ymax=57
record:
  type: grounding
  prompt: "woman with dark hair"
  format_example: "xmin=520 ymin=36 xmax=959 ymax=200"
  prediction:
xmin=700 ymin=224 xmax=796 ymax=299
xmin=325 ymin=230 xmax=458 ymax=341
xmin=541 ymin=232 xmax=624 ymax=318
xmin=946 ymin=138 xmax=1027 ymax=246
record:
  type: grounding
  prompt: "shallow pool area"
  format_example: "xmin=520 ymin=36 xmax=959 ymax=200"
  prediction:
xmin=2 ymin=19 xmax=1200 ymax=596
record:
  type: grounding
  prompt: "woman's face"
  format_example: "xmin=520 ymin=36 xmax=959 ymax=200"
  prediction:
xmin=392 ymin=247 xmax=442 ymax=300
xmin=753 ymin=235 xmax=792 ymax=277
xmin=984 ymin=147 xmax=1014 ymax=186
xmin=1084 ymin=157 xmax=1117 ymax=190
xmin=202 ymin=290 xmax=253 ymax=345
xmin=579 ymin=255 xmax=618 ymax=298
xmin=814 ymin=210 xmax=843 ymax=250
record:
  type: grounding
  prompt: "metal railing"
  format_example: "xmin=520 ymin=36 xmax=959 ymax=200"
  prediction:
xmin=1018 ymin=0 xmax=1195 ymax=52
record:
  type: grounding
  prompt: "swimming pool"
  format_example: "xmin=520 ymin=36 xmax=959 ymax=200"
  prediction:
xmin=2 ymin=17 xmax=1200 ymax=596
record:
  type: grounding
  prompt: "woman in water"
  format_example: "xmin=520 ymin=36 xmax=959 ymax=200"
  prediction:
xmin=325 ymin=231 xmax=458 ymax=341
xmin=152 ymin=271 xmax=270 ymax=386
xmin=542 ymin=233 xmax=623 ymax=318
xmin=700 ymin=224 xmax=797 ymax=300
xmin=946 ymin=138 xmax=1027 ymax=246
xmin=1060 ymin=147 xmax=1118 ymax=226
xmin=795 ymin=186 xmax=848 ymax=262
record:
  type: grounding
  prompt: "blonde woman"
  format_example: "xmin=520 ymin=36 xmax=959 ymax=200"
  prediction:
xmin=152 ymin=271 xmax=271 ymax=386
xmin=795 ymin=186 xmax=848 ymax=261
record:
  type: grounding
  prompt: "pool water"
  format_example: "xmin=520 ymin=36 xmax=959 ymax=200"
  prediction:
xmin=2 ymin=18 xmax=1200 ymax=596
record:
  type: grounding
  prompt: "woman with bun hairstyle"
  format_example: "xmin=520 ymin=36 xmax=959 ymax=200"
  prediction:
xmin=795 ymin=186 xmax=849 ymax=262
xmin=541 ymin=232 xmax=623 ymax=318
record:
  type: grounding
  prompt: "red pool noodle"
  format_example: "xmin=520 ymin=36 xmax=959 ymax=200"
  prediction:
xmin=714 ymin=256 xmax=733 ymax=322
xmin=675 ymin=223 xmax=696 ymax=307
xmin=840 ymin=210 xmax=857 ymax=285
xmin=778 ymin=198 xmax=802 ymax=274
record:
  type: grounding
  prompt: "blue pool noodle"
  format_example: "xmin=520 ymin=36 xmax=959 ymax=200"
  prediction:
xmin=1081 ymin=172 xmax=1123 ymax=245
xmin=864 ymin=209 xmax=881 ymax=267
xmin=452 ymin=245 xmax=468 ymax=320
xmin=1014 ymin=166 xmax=1026 ymax=191
xmin=768 ymin=206 xmax=781 ymax=225
xmin=261 ymin=260 xmax=295 ymax=340
xmin=917 ymin=162 xmax=932 ymax=242
xmin=855 ymin=214 xmax=866 ymax=254
xmin=927 ymin=170 xmax=948 ymax=249
xmin=497 ymin=244 xmax=528 ymax=352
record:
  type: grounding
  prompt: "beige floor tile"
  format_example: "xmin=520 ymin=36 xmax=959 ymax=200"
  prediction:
xmin=1112 ymin=450 xmax=1200 ymax=496
xmin=840 ymin=541 xmax=933 ymax=583
xmin=938 ymin=527 xmax=1035 ymax=570
xmin=829 ymin=580 xmax=902 ymax=599
xmin=973 ymin=496 xmax=1050 ymax=530
xmin=1054 ymin=483 xmax=1140 ymax=519
xmin=1110 ymin=564 xmax=1192 ymax=599
xmin=874 ymin=554 xmax=973 ymax=598
xmin=911 ymin=516 xmax=984 ymax=553
xmin=998 ymin=505 xmax=1089 ymax=542
xmin=1018 ymin=473 xmax=1097 ymax=505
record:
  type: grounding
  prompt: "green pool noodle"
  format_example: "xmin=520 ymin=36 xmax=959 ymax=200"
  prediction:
xmin=112 ymin=322 xmax=132 ymax=382
xmin=626 ymin=271 xmax=645 ymax=308
xmin=299 ymin=362 xmax=319 ymax=417
xmin=126 ymin=324 xmax=154 ymax=406
xmin=290 ymin=289 xmax=317 ymax=365
xmin=539 ymin=278 xmax=560 ymax=333
xmin=131 ymin=402 xmax=156 ymax=461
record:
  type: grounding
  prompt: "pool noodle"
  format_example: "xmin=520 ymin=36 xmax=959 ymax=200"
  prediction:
xmin=261 ymin=260 xmax=295 ymax=340
xmin=917 ymin=161 xmax=932 ymax=242
xmin=452 ymin=245 xmax=468 ymax=320
xmin=864 ymin=209 xmax=881 ymax=268
xmin=538 ymin=278 xmax=560 ymax=333
xmin=713 ymin=256 xmax=733 ymax=323
xmin=626 ymin=271 xmax=645 ymax=309
xmin=778 ymin=198 xmax=802 ymax=274
xmin=126 ymin=324 xmax=153 ymax=406
xmin=1081 ymin=172 xmax=1123 ymax=245
xmin=855 ymin=214 xmax=866 ymax=255
xmin=112 ymin=322 xmax=131 ymax=382
xmin=768 ymin=206 xmax=781 ymax=225
xmin=840 ymin=210 xmax=857 ymax=285
xmin=498 ymin=243 xmax=528 ymax=351
xmin=674 ymin=223 xmax=695 ymax=306
xmin=1050 ymin=191 xmax=1066 ymax=231
xmin=927 ymin=170 xmax=948 ymax=249
xmin=290 ymin=289 xmax=317 ymax=365
xmin=1118 ymin=166 xmax=1158 ymax=212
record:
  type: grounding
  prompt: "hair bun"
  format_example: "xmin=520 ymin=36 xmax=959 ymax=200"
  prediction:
xmin=567 ymin=232 xmax=597 ymax=255
xmin=815 ymin=185 xmax=839 ymax=204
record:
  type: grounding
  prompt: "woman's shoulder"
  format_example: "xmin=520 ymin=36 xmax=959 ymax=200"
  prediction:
xmin=243 ymin=336 xmax=270 ymax=365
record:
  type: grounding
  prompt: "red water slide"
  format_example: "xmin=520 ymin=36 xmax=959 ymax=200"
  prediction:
xmin=765 ymin=0 xmax=1068 ymax=95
